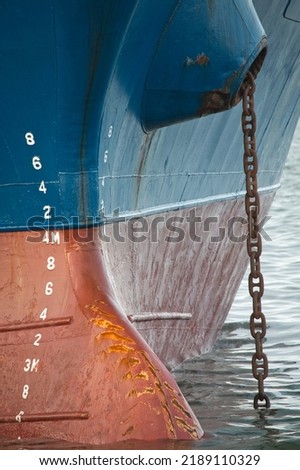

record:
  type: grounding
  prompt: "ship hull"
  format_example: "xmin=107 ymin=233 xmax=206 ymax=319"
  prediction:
xmin=0 ymin=192 xmax=273 ymax=444
xmin=0 ymin=0 xmax=300 ymax=446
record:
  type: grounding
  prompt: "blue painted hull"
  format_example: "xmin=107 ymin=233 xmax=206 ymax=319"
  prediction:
xmin=0 ymin=0 xmax=299 ymax=233
xmin=2 ymin=0 xmax=295 ymax=231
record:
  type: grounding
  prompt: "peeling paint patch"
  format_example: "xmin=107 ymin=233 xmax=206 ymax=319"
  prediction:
xmin=136 ymin=387 xmax=155 ymax=397
xmin=186 ymin=53 xmax=209 ymax=66
xmin=120 ymin=357 xmax=141 ymax=368
xmin=107 ymin=344 xmax=134 ymax=354
xmin=88 ymin=302 xmax=200 ymax=439
xmin=123 ymin=371 xmax=134 ymax=380
xmin=126 ymin=387 xmax=155 ymax=398
xmin=123 ymin=370 xmax=149 ymax=381
xmin=134 ymin=371 xmax=149 ymax=380
xmin=86 ymin=304 xmax=114 ymax=317
xmin=90 ymin=318 xmax=124 ymax=331
xmin=99 ymin=331 xmax=134 ymax=343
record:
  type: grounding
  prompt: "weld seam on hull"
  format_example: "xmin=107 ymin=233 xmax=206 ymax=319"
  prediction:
xmin=0 ymin=180 xmax=59 ymax=189
xmin=0 ymin=316 xmax=73 ymax=333
xmin=0 ymin=412 xmax=89 ymax=424
xmin=99 ymin=170 xmax=280 ymax=180
xmin=129 ymin=313 xmax=192 ymax=322
xmin=0 ymin=183 xmax=280 ymax=232
xmin=102 ymin=182 xmax=280 ymax=222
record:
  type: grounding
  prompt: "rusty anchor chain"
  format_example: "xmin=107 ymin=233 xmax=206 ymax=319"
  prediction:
xmin=241 ymin=72 xmax=270 ymax=410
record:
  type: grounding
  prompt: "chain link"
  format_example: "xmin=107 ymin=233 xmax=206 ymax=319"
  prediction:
xmin=242 ymin=72 xmax=270 ymax=409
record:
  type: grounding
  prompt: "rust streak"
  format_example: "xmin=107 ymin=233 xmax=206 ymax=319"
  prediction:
xmin=163 ymin=381 xmax=179 ymax=394
xmin=175 ymin=417 xmax=198 ymax=439
xmin=161 ymin=403 xmax=176 ymax=438
xmin=154 ymin=379 xmax=164 ymax=394
xmin=122 ymin=425 xmax=134 ymax=437
xmin=134 ymin=371 xmax=149 ymax=380
xmin=120 ymin=357 xmax=140 ymax=368
xmin=186 ymin=53 xmax=209 ymax=66
xmin=139 ymin=351 xmax=177 ymax=438
xmin=163 ymin=381 xmax=174 ymax=391
xmin=140 ymin=352 xmax=160 ymax=377
xmin=123 ymin=403 xmax=138 ymax=415
xmin=135 ymin=132 xmax=156 ymax=208
xmin=126 ymin=388 xmax=137 ymax=398
xmin=171 ymin=399 xmax=192 ymax=419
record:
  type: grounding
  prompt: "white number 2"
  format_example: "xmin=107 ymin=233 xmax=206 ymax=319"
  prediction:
xmin=43 ymin=205 xmax=52 ymax=219
xmin=34 ymin=333 xmax=42 ymax=347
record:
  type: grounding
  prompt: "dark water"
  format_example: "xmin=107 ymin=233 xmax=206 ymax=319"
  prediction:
xmin=1 ymin=124 xmax=299 ymax=451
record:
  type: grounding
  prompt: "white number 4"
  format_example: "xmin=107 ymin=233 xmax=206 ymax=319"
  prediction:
xmin=39 ymin=180 xmax=47 ymax=193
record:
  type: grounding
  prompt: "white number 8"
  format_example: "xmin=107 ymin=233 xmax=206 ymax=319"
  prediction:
xmin=25 ymin=132 xmax=35 ymax=145
xmin=47 ymin=256 xmax=55 ymax=270
xmin=22 ymin=384 xmax=29 ymax=399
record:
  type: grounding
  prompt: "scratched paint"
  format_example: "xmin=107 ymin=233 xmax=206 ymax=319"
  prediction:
xmin=101 ymin=194 xmax=275 ymax=369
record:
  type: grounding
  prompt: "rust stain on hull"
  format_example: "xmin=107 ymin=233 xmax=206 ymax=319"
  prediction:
xmin=0 ymin=228 xmax=203 ymax=445
xmin=186 ymin=53 xmax=210 ymax=66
